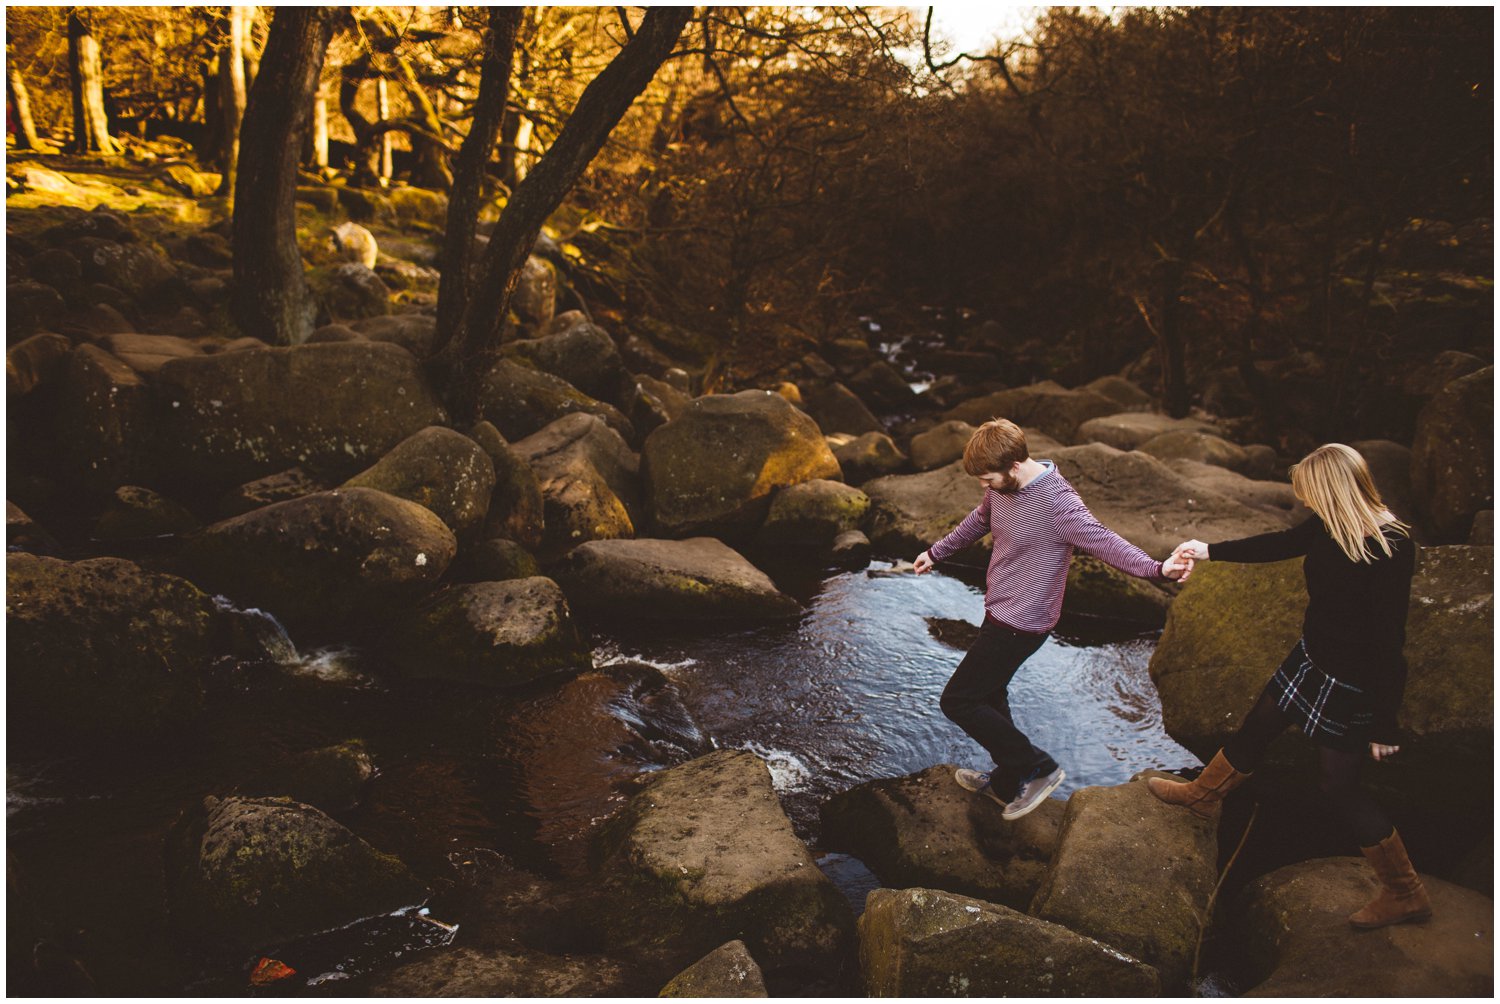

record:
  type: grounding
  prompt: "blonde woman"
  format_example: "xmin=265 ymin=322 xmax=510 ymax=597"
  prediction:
xmin=1149 ymin=444 xmax=1428 ymax=929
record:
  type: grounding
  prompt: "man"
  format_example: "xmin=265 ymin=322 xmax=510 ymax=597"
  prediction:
xmin=914 ymin=418 xmax=1192 ymax=819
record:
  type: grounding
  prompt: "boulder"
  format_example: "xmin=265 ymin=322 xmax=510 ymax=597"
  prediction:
xmin=943 ymin=381 xmax=1118 ymax=444
xmin=859 ymin=888 xmax=1160 ymax=997
xmin=1240 ymin=443 xmax=1280 ymax=481
xmin=660 ymin=941 xmax=768 ymax=998
xmin=555 ymin=537 xmax=800 ymax=623
xmin=168 ymin=795 xmax=427 ymax=955
xmin=1052 ymin=444 xmax=1291 ymax=558
xmin=68 ymin=238 xmax=176 ymax=300
xmin=1148 ymin=546 xmax=1493 ymax=767
xmin=7 ymin=281 xmax=67 ymax=341
xmin=182 ymin=487 xmax=456 ymax=634
xmin=1469 ymin=510 xmax=1493 ymax=546
xmin=1350 ymin=439 xmax=1417 ymax=527
xmin=1064 ymin=555 xmax=1172 ymax=626
xmin=1163 ymin=460 xmax=1304 ymax=523
xmin=98 ymin=332 xmax=203 ymax=375
xmin=307 ymin=322 xmax=365 ymax=344
xmin=384 ymin=578 xmax=591 ymax=688
xmin=92 ymin=485 xmax=200 ymax=541
xmin=819 ymin=764 xmax=1063 ymax=911
xmin=831 ymin=431 xmax=906 ymax=485
xmin=352 ymin=314 xmax=439 ymax=358
xmin=41 ymin=209 xmax=138 ymax=247
xmin=1410 ymin=366 xmax=1492 ymax=541
xmin=468 ymin=421 xmax=545 ymax=549
xmin=153 ymin=342 xmax=446 ymax=488
xmin=337 ymin=186 xmax=396 ymax=224
xmin=311 ymin=262 xmax=391 ymax=323
xmin=341 ymin=427 xmax=496 ymax=539
xmin=239 ymin=740 xmax=375 ymax=813
xmin=55 ymin=343 xmax=151 ymax=490
xmin=27 ymin=247 xmax=84 ymax=299
xmin=847 ymin=360 xmax=916 ymax=412
xmin=476 ymin=358 xmax=633 ymax=444
xmin=1139 ymin=428 xmax=1252 ymax=474
xmin=6 ymin=502 xmax=61 ymax=556
xmin=513 ymin=413 xmax=638 ymax=558
xmin=800 ymin=381 xmax=882 ymax=436
xmin=830 ymin=529 xmax=872 ymax=568
xmin=756 ymin=480 xmax=870 ymax=552
xmin=160 ymin=162 xmax=217 ymax=197
xmin=643 ymin=390 xmax=841 ymax=539
xmin=451 ymin=538 xmax=541 ymax=583
xmin=1234 ymin=857 xmax=1492 ymax=996
xmin=1401 ymin=349 xmax=1484 ymax=398
xmin=363 ymin=945 xmax=625 ymax=997
xmin=1079 ymin=375 xmax=1154 ymax=412
xmin=6 ymin=332 xmax=73 ymax=397
xmin=862 ymin=461 xmax=987 ymax=561
xmin=910 ymin=420 xmax=975 ymax=472
xmin=217 ymin=466 xmax=326 ymax=518
xmin=825 ymin=337 xmax=879 ymax=373
xmin=1076 ymin=412 xmax=1214 ymax=452
xmin=501 ymin=317 xmax=629 ymax=404
xmin=386 ymin=185 xmax=448 ymax=227
xmin=329 ymin=222 xmax=378 ymax=269
xmin=636 ymin=373 xmax=692 ymax=422
xmin=1030 ymin=773 xmax=1218 ymax=991
xmin=595 ymin=750 xmax=854 ymax=981
xmin=7 ymin=554 xmax=215 ymax=745
xmin=511 ymin=255 xmax=558 ymax=330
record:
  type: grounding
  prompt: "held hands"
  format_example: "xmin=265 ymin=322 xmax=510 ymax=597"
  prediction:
xmin=1173 ymin=539 xmax=1209 ymax=562
xmin=913 ymin=551 xmax=934 ymax=575
xmin=1161 ymin=551 xmax=1195 ymax=581
xmin=1370 ymin=743 xmax=1400 ymax=761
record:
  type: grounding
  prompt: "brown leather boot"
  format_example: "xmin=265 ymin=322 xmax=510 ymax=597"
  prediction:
xmin=1146 ymin=750 xmax=1250 ymax=819
xmin=1349 ymin=830 xmax=1432 ymax=929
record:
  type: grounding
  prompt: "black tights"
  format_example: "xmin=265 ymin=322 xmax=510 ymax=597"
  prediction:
xmin=1221 ymin=687 xmax=1395 ymax=848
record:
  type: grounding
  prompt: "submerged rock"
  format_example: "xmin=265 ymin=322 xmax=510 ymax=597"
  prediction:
xmin=341 ymin=426 xmax=496 ymax=539
xmin=7 ymin=553 xmax=215 ymax=746
xmin=643 ymin=390 xmax=841 ymax=539
xmin=660 ymin=940 xmax=768 ymax=998
xmin=1029 ymin=772 xmax=1218 ymax=992
xmin=858 ymin=887 xmax=1159 ymax=997
xmin=169 ymin=795 xmax=427 ymax=955
xmin=555 ymin=537 xmax=800 ymax=623
xmin=238 ymin=740 xmax=376 ymax=813
xmin=820 ymin=764 xmax=1063 ymax=912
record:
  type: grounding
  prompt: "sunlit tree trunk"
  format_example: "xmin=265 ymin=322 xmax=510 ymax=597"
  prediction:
xmin=434 ymin=6 xmax=693 ymax=422
xmin=67 ymin=9 xmax=118 ymax=155
xmin=306 ymin=79 xmax=329 ymax=169
xmin=231 ymin=6 xmax=337 ymax=346
xmin=8 ymin=67 xmax=42 ymax=150
xmin=375 ymin=76 xmax=394 ymax=184
xmin=217 ymin=6 xmax=250 ymax=199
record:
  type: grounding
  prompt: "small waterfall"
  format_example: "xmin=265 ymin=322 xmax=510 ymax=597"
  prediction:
xmin=214 ymin=595 xmax=299 ymax=666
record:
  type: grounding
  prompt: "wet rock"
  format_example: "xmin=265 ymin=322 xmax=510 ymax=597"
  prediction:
xmin=660 ymin=940 xmax=768 ymax=998
xmin=1410 ymin=366 xmax=1492 ymax=541
xmin=468 ymin=421 xmax=545 ymax=549
xmin=831 ymin=431 xmax=906 ymax=485
xmin=1052 ymin=444 xmax=1290 ymax=557
xmin=595 ymin=749 xmax=854 ymax=982
xmin=217 ymin=466 xmax=326 ymax=518
xmin=1030 ymin=772 xmax=1217 ymax=992
xmin=98 ymin=332 xmax=203 ymax=375
xmin=1076 ymin=412 xmax=1214 ymax=452
xmin=910 ymin=420 xmax=976 ymax=472
xmin=1350 ymin=439 xmax=1417 ymax=526
xmin=183 ymin=487 xmax=456 ymax=633
xmin=847 ymin=360 xmax=916 ymax=412
xmin=820 ymin=764 xmax=1063 ymax=911
xmin=1079 ymin=375 xmax=1154 ymax=412
xmin=1148 ymin=546 xmax=1493 ymax=768
xmin=1163 ymin=460 xmax=1305 ymax=523
xmin=859 ymin=887 xmax=1159 ymax=997
xmin=1065 ymin=555 xmax=1172 ymax=625
xmin=352 ymin=314 xmax=438 ymax=358
xmin=830 ymin=529 xmax=871 ymax=568
xmin=756 ymin=479 xmax=869 ymax=552
xmin=512 ymin=255 xmax=557 ymax=329
xmin=240 ymin=740 xmax=376 ymax=813
xmin=341 ymin=427 xmax=496 ymax=539
xmin=556 ymin=537 xmax=800 ymax=623
xmin=6 ymin=502 xmax=61 ymax=556
xmin=153 ymin=342 xmax=446 ymax=488
xmin=7 ymin=554 xmax=215 ymax=746
xmin=6 ymin=332 xmax=72 ymax=396
xmin=329 ymin=221 xmax=378 ymax=269
xmin=943 ymin=381 xmax=1118 ymax=444
xmin=636 ymin=373 xmax=692 ymax=422
xmin=311 ymin=262 xmax=391 ymax=323
xmin=643 ymin=390 xmax=840 ymax=539
xmin=801 ymin=381 xmax=882 ymax=436
xmin=451 ymin=538 xmax=540 ymax=582
xmin=56 ymin=343 xmax=152 ymax=490
xmin=9 ymin=164 xmax=83 ymax=197
xmin=513 ymin=413 xmax=638 ymax=558
xmin=862 ymin=461 xmax=987 ymax=561
xmin=1139 ymin=428 xmax=1253 ymax=474
xmin=92 ymin=485 xmax=200 ymax=541
xmin=168 ymin=795 xmax=427 ymax=955
xmin=1234 ymin=857 xmax=1492 ymax=996
xmin=477 ymin=357 xmax=633 ymax=444
xmin=502 ymin=316 xmax=629 ymax=405
xmin=385 ymin=578 xmax=589 ymax=689
xmin=9 ymin=280 xmax=67 ymax=341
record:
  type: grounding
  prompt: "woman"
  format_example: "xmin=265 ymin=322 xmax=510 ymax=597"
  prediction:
xmin=1148 ymin=443 xmax=1429 ymax=929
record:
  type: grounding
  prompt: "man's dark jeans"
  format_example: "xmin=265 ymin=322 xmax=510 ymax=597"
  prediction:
xmin=940 ymin=615 xmax=1055 ymax=799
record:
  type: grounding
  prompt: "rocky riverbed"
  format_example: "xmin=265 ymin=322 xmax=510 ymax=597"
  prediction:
xmin=6 ymin=160 xmax=1493 ymax=996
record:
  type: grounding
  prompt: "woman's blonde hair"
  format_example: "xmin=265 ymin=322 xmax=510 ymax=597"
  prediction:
xmin=1290 ymin=444 xmax=1409 ymax=562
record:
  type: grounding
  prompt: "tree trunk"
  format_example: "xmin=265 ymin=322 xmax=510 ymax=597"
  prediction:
xmin=389 ymin=51 xmax=453 ymax=189
xmin=375 ymin=76 xmax=394 ymax=184
xmin=8 ymin=67 xmax=42 ymax=150
xmin=217 ymin=6 xmax=250 ymax=199
xmin=67 ymin=10 xmax=118 ymax=155
xmin=307 ymin=80 xmax=329 ymax=169
xmin=437 ymin=7 xmax=524 ymax=344
xmin=339 ymin=74 xmax=383 ymax=184
xmin=231 ymin=6 xmax=337 ymax=346
xmin=435 ymin=6 xmax=692 ymax=422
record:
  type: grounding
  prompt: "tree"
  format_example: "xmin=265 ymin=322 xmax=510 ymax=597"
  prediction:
xmin=8 ymin=66 xmax=43 ymax=149
xmin=67 ymin=8 xmax=117 ymax=154
xmin=216 ymin=5 xmax=250 ymax=200
xmin=433 ymin=5 xmax=695 ymax=422
xmin=230 ymin=6 xmax=338 ymax=346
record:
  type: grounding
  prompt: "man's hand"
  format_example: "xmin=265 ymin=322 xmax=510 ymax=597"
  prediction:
xmin=913 ymin=551 xmax=934 ymax=575
xmin=1162 ymin=552 xmax=1195 ymax=581
xmin=1370 ymin=743 xmax=1400 ymax=761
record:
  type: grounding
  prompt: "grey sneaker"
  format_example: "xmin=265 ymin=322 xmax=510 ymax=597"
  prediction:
xmin=1001 ymin=767 xmax=1065 ymax=821
xmin=954 ymin=767 xmax=1009 ymax=808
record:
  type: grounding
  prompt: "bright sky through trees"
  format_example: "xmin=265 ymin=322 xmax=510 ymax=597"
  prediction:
xmin=924 ymin=4 xmax=1042 ymax=54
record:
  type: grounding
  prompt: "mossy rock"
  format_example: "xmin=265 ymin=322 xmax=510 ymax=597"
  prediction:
xmin=55 ymin=343 xmax=152 ymax=491
xmin=831 ymin=431 xmax=907 ymax=485
xmin=92 ymin=485 xmax=201 ymax=541
xmin=477 ymin=358 xmax=634 ymax=444
xmin=660 ymin=940 xmax=768 ymax=997
xmin=1064 ymin=554 xmax=1171 ymax=626
xmin=468 ymin=421 xmax=545 ymax=549
xmin=513 ymin=414 xmax=638 ymax=561
xmin=756 ymin=479 xmax=870 ymax=551
xmin=451 ymin=538 xmax=541 ymax=583
xmin=238 ymin=740 xmax=375 ymax=813
xmin=862 ymin=461 xmax=989 ymax=562
xmin=502 ymin=315 xmax=629 ymax=404
xmin=341 ymin=426 xmax=496 ymax=539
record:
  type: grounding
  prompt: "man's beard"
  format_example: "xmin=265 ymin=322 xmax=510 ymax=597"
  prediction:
xmin=991 ymin=470 xmax=1022 ymax=494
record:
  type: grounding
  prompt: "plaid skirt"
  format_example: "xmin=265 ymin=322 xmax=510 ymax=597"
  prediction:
xmin=1266 ymin=639 xmax=1373 ymax=751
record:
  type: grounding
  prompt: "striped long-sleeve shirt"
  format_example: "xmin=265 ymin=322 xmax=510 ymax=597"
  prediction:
xmin=927 ymin=461 xmax=1165 ymax=633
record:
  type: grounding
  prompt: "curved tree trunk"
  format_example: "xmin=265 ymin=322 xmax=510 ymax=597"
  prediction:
xmin=435 ymin=6 xmax=693 ymax=422
xmin=231 ymin=6 xmax=337 ymax=346
xmin=339 ymin=71 xmax=382 ymax=184
xmin=217 ymin=6 xmax=250 ymax=199
xmin=67 ymin=10 xmax=118 ymax=155
xmin=8 ymin=67 xmax=42 ymax=150
xmin=437 ymin=7 xmax=524 ymax=344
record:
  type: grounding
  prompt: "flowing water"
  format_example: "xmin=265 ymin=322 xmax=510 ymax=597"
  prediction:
xmin=7 ymin=565 xmax=1197 ymax=993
